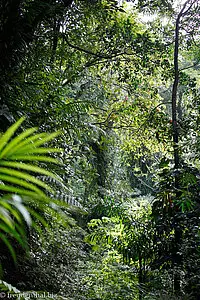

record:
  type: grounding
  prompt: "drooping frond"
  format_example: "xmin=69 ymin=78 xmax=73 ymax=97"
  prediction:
xmin=36 ymin=175 xmax=83 ymax=209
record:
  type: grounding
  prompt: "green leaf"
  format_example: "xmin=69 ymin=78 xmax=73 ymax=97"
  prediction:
xmin=0 ymin=117 xmax=25 ymax=154
xmin=0 ymin=127 xmax=38 ymax=158
xmin=4 ymin=132 xmax=47 ymax=157
xmin=0 ymin=174 xmax=46 ymax=196
xmin=0 ymin=185 xmax=46 ymax=198
xmin=27 ymin=207 xmax=48 ymax=228
xmin=0 ymin=233 xmax=17 ymax=263
xmin=6 ymin=155 xmax=60 ymax=163
xmin=0 ymin=118 xmax=68 ymax=268
xmin=12 ymin=147 xmax=62 ymax=156
xmin=0 ymin=168 xmax=54 ymax=193
xmin=17 ymin=131 xmax=61 ymax=151
xmin=0 ymin=161 xmax=60 ymax=180
xmin=0 ymin=223 xmax=25 ymax=248
xmin=12 ymin=196 xmax=32 ymax=226
xmin=0 ymin=206 xmax=14 ymax=227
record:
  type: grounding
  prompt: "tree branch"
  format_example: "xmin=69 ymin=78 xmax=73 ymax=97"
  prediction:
xmin=63 ymin=36 xmax=131 ymax=60
xmin=180 ymin=61 xmax=200 ymax=71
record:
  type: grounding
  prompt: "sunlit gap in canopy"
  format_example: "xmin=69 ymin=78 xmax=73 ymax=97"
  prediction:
xmin=117 ymin=0 xmax=190 ymax=24
xmin=118 ymin=0 xmax=190 ymax=8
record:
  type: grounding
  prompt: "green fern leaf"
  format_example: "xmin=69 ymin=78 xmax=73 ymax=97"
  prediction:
xmin=0 ymin=233 xmax=17 ymax=263
xmin=27 ymin=208 xmax=48 ymax=228
xmin=0 ymin=184 xmax=46 ymax=198
xmin=12 ymin=147 xmax=62 ymax=156
xmin=0 ymin=117 xmax=25 ymax=154
xmin=5 ymin=132 xmax=47 ymax=157
xmin=0 ymin=161 xmax=60 ymax=180
xmin=0 ymin=212 xmax=13 ymax=229
xmin=11 ymin=195 xmax=32 ymax=226
xmin=0 ymin=117 xmax=70 ymax=268
xmin=0 ymin=168 xmax=54 ymax=193
xmin=0 ymin=174 xmax=46 ymax=196
xmin=6 ymin=155 xmax=60 ymax=163
xmin=21 ymin=131 xmax=61 ymax=148
xmin=0 ymin=127 xmax=38 ymax=158
xmin=0 ymin=223 xmax=25 ymax=248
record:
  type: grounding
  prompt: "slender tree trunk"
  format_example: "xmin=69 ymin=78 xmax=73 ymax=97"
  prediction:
xmin=172 ymin=17 xmax=180 ymax=169
xmin=172 ymin=0 xmax=197 ymax=167
xmin=171 ymin=0 xmax=197 ymax=294
xmin=172 ymin=8 xmax=181 ymax=295
xmin=138 ymin=254 xmax=143 ymax=300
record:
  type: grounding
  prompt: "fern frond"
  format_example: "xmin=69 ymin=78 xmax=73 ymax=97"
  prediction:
xmin=0 ymin=168 xmax=54 ymax=193
xmin=0 ymin=161 xmax=59 ymax=179
xmin=4 ymin=132 xmax=47 ymax=157
xmin=37 ymin=175 xmax=84 ymax=209
xmin=0 ymin=127 xmax=38 ymax=158
xmin=0 ymin=174 xmax=46 ymax=196
xmin=0 ymin=232 xmax=17 ymax=263
xmin=5 ymin=155 xmax=60 ymax=163
xmin=0 ymin=117 xmax=25 ymax=154
xmin=0 ymin=118 xmax=68 ymax=267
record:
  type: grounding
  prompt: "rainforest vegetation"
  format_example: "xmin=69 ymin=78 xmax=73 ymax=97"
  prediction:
xmin=0 ymin=0 xmax=200 ymax=299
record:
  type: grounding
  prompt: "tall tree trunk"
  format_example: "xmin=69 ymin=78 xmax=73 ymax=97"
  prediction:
xmin=171 ymin=6 xmax=181 ymax=295
xmin=171 ymin=0 xmax=197 ymax=294
xmin=138 ymin=254 xmax=143 ymax=300
xmin=172 ymin=15 xmax=180 ymax=170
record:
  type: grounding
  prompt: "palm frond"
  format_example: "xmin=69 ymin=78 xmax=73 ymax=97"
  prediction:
xmin=0 ymin=195 xmax=30 ymax=261
xmin=0 ymin=117 xmax=62 ymax=199
xmin=0 ymin=117 xmax=71 ymax=265
xmin=0 ymin=117 xmax=25 ymax=154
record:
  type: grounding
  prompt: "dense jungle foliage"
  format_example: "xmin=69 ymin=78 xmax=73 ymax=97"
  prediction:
xmin=0 ymin=0 xmax=200 ymax=299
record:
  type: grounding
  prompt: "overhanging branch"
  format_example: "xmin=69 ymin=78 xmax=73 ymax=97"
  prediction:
xmin=63 ymin=36 xmax=131 ymax=60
